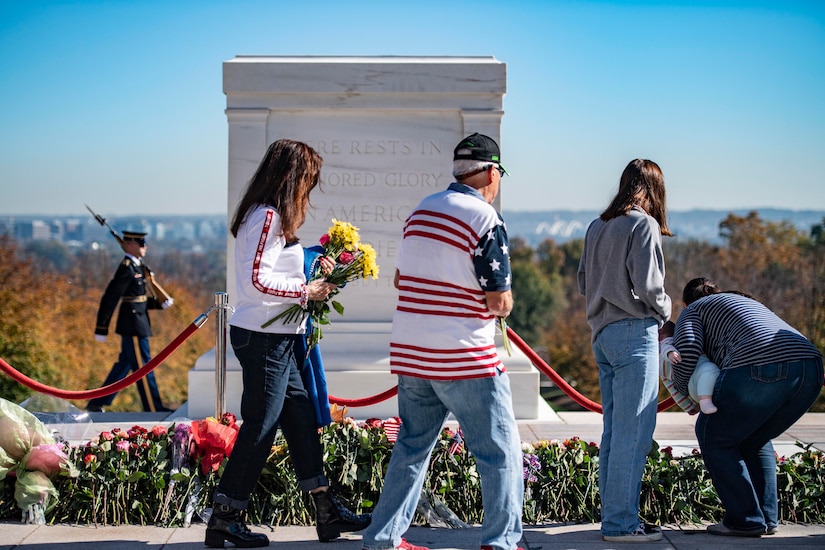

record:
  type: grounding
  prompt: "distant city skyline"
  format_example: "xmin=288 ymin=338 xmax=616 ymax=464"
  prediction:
xmin=1 ymin=1 xmax=823 ymax=216
xmin=5 ymin=208 xmax=822 ymax=249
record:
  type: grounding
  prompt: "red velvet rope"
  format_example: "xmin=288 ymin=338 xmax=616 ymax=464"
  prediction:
xmin=328 ymin=386 xmax=398 ymax=408
xmin=0 ymin=317 xmax=676 ymax=413
xmin=0 ymin=318 xmax=204 ymax=400
xmin=328 ymin=327 xmax=675 ymax=412
xmin=506 ymin=326 xmax=676 ymax=414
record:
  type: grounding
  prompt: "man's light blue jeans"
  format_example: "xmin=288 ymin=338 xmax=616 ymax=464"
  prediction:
xmin=361 ymin=371 xmax=523 ymax=550
xmin=592 ymin=317 xmax=660 ymax=537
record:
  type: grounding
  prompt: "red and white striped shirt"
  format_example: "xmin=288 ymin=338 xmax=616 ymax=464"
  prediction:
xmin=390 ymin=183 xmax=511 ymax=380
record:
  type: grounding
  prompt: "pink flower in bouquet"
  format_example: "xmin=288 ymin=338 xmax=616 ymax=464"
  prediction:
xmin=99 ymin=431 xmax=114 ymax=442
xmin=319 ymin=234 xmax=331 ymax=246
xmin=83 ymin=453 xmax=97 ymax=465
xmin=151 ymin=425 xmax=168 ymax=439
xmin=23 ymin=444 xmax=68 ymax=477
xmin=116 ymin=440 xmax=130 ymax=453
xmin=338 ymin=251 xmax=355 ymax=264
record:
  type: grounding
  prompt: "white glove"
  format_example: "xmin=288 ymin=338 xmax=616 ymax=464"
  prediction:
xmin=162 ymin=298 xmax=174 ymax=309
xmin=95 ymin=334 xmax=107 ymax=343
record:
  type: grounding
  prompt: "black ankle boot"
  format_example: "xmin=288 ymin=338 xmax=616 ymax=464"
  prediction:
xmin=312 ymin=489 xmax=371 ymax=542
xmin=205 ymin=503 xmax=270 ymax=548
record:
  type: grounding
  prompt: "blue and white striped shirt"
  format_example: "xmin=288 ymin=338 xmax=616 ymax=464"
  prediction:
xmin=671 ymin=292 xmax=821 ymax=397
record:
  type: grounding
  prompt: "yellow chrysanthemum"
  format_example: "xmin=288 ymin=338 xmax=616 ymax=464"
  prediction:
xmin=328 ymin=218 xmax=361 ymax=252
xmin=356 ymin=243 xmax=380 ymax=279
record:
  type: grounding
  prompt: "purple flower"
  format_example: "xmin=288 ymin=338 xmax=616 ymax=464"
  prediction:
xmin=522 ymin=452 xmax=541 ymax=482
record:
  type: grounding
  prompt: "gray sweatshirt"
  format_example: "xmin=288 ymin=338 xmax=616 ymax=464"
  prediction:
xmin=577 ymin=207 xmax=671 ymax=342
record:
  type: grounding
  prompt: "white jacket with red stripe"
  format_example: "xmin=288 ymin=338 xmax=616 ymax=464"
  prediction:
xmin=230 ymin=204 xmax=308 ymax=334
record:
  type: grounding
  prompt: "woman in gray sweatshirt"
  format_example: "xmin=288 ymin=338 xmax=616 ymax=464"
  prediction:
xmin=577 ymin=158 xmax=672 ymax=543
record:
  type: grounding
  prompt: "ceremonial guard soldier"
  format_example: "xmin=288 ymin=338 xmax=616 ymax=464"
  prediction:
xmin=86 ymin=230 xmax=173 ymax=412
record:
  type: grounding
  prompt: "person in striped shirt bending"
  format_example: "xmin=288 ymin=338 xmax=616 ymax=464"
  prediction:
xmin=672 ymin=276 xmax=824 ymax=538
xmin=360 ymin=133 xmax=522 ymax=550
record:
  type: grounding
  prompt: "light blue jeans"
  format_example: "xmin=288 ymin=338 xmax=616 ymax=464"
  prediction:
xmin=592 ymin=318 xmax=659 ymax=537
xmin=361 ymin=371 xmax=523 ymax=550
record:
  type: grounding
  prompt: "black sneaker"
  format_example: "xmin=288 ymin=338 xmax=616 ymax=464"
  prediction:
xmin=707 ymin=522 xmax=764 ymax=537
xmin=603 ymin=523 xmax=662 ymax=542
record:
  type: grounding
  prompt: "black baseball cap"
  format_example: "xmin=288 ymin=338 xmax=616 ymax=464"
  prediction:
xmin=453 ymin=133 xmax=509 ymax=175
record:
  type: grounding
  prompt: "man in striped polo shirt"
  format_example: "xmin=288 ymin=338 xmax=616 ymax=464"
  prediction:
xmin=361 ymin=134 xmax=523 ymax=550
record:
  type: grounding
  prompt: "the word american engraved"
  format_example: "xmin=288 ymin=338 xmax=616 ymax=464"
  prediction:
xmin=307 ymin=205 xmax=411 ymax=224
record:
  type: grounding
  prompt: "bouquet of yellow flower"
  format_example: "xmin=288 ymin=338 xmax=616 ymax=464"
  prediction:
xmin=262 ymin=219 xmax=379 ymax=348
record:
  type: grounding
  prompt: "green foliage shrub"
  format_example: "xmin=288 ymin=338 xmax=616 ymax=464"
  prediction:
xmin=2 ymin=420 xmax=823 ymax=527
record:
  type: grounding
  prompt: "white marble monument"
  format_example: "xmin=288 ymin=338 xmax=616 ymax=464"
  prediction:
xmin=188 ymin=56 xmax=548 ymax=421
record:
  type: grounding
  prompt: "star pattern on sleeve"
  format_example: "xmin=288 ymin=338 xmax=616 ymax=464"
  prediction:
xmin=473 ymin=221 xmax=511 ymax=292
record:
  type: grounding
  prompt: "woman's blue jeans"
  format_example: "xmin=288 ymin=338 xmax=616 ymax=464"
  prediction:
xmin=696 ymin=357 xmax=824 ymax=532
xmin=214 ymin=327 xmax=328 ymax=509
xmin=592 ymin=317 xmax=660 ymax=536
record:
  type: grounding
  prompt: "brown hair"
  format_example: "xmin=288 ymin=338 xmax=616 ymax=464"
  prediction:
xmin=601 ymin=159 xmax=672 ymax=236
xmin=230 ymin=140 xmax=323 ymax=241
xmin=682 ymin=277 xmax=721 ymax=305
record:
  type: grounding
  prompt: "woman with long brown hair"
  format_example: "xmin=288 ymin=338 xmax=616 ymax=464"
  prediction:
xmin=206 ymin=139 xmax=369 ymax=548
xmin=577 ymin=159 xmax=672 ymax=543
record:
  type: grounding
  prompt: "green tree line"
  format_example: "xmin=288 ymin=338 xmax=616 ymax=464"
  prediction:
xmin=1 ymin=211 xmax=822 ymax=412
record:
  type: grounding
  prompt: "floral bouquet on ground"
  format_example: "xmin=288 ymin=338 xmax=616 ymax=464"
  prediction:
xmin=191 ymin=412 xmax=239 ymax=475
xmin=262 ymin=218 xmax=380 ymax=348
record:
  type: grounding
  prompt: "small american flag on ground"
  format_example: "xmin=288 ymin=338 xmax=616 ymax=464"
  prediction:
xmin=383 ymin=417 xmax=401 ymax=442
xmin=448 ymin=428 xmax=464 ymax=455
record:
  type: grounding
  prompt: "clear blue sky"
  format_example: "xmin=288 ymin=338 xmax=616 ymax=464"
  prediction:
xmin=1 ymin=0 xmax=823 ymax=216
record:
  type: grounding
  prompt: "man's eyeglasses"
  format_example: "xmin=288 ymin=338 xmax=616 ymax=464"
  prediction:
xmin=455 ymin=164 xmax=507 ymax=181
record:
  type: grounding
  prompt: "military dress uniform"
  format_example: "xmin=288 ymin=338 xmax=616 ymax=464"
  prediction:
xmin=86 ymin=232 xmax=170 ymax=412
